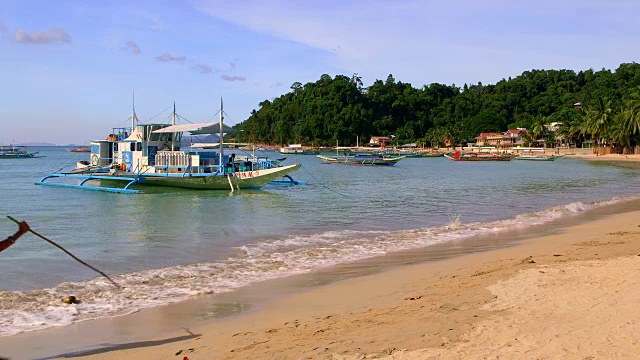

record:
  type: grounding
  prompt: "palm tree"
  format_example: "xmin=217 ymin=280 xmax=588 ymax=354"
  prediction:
xmin=583 ymin=97 xmax=615 ymax=148
xmin=531 ymin=115 xmax=548 ymax=147
xmin=622 ymin=91 xmax=640 ymax=133
xmin=612 ymin=91 xmax=640 ymax=153
xmin=350 ymin=73 xmax=363 ymax=89
xmin=553 ymin=111 xmax=580 ymax=148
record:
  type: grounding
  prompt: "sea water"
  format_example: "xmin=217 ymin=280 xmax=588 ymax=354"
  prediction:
xmin=1 ymin=147 xmax=640 ymax=337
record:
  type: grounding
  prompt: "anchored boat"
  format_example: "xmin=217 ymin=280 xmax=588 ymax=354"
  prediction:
xmin=67 ymin=145 xmax=91 ymax=153
xmin=444 ymin=151 xmax=513 ymax=161
xmin=36 ymin=100 xmax=301 ymax=193
xmin=279 ymin=144 xmax=320 ymax=155
xmin=317 ymin=153 xmax=406 ymax=166
xmin=513 ymin=153 xmax=557 ymax=161
xmin=0 ymin=145 xmax=43 ymax=159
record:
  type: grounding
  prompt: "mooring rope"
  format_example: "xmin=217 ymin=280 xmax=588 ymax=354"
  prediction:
xmin=7 ymin=216 xmax=121 ymax=288
xmin=299 ymin=163 xmax=348 ymax=197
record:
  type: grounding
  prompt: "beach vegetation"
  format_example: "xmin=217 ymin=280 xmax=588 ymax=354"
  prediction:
xmin=236 ymin=62 xmax=640 ymax=153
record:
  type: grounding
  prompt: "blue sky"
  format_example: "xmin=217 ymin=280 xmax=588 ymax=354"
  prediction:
xmin=1 ymin=0 xmax=639 ymax=144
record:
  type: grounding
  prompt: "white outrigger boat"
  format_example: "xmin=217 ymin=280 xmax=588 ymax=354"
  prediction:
xmin=36 ymin=100 xmax=301 ymax=194
xmin=317 ymin=153 xmax=406 ymax=166
xmin=512 ymin=153 xmax=557 ymax=161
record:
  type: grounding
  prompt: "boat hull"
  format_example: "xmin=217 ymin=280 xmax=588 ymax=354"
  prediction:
xmin=513 ymin=155 xmax=556 ymax=161
xmin=0 ymin=153 xmax=40 ymax=159
xmin=279 ymin=150 xmax=320 ymax=155
xmin=444 ymin=152 xmax=512 ymax=161
xmin=317 ymin=154 xmax=405 ymax=166
xmin=126 ymin=163 xmax=301 ymax=190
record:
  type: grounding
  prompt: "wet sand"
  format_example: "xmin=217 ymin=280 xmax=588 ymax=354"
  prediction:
xmin=571 ymin=153 xmax=640 ymax=169
xmin=2 ymin=207 xmax=638 ymax=359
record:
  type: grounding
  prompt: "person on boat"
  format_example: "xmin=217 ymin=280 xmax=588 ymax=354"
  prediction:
xmin=0 ymin=221 xmax=30 ymax=252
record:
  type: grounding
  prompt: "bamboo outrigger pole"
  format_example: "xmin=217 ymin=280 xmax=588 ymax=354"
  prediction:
xmin=7 ymin=216 xmax=121 ymax=288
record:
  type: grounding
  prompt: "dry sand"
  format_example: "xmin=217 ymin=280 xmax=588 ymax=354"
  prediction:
xmin=37 ymin=209 xmax=638 ymax=360
xmin=571 ymin=153 xmax=640 ymax=161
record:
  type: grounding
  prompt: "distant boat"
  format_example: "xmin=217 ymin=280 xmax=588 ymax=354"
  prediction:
xmin=444 ymin=151 xmax=512 ymax=161
xmin=279 ymin=144 xmax=320 ymax=155
xmin=513 ymin=153 xmax=557 ymax=161
xmin=419 ymin=151 xmax=444 ymax=158
xmin=0 ymin=145 xmax=42 ymax=159
xmin=317 ymin=153 xmax=406 ymax=166
xmin=68 ymin=145 xmax=91 ymax=153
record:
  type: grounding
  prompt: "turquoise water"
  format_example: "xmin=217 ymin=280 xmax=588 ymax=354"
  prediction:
xmin=1 ymin=147 xmax=640 ymax=336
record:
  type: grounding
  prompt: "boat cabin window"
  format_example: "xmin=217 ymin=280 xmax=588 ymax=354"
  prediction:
xmin=148 ymin=125 xmax=166 ymax=141
xmin=136 ymin=142 xmax=142 ymax=151
xmin=130 ymin=143 xmax=135 ymax=151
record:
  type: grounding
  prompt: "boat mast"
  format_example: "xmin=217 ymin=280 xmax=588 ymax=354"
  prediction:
xmin=219 ymin=98 xmax=224 ymax=171
xmin=171 ymin=102 xmax=176 ymax=151
xmin=131 ymin=91 xmax=138 ymax=132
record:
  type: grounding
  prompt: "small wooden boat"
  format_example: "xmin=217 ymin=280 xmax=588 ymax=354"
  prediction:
xmin=279 ymin=144 xmax=320 ymax=155
xmin=317 ymin=153 xmax=406 ymax=166
xmin=444 ymin=151 xmax=512 ymax=161
xmin=513 ymin=153 xmax=556 ymax=161
xmin=419 ymin=152 xmax=444 ymax=158
xmin=0 ymin=145 xmax=42 ymax=159
xmin=68 ymin=145 xmax=91 ymax=153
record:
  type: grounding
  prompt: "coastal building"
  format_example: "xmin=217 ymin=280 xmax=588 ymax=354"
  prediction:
xmin=369 ymin=136 xmax=392 ymax=147
xmin=475 ymin=129 xmax=526 ymax=149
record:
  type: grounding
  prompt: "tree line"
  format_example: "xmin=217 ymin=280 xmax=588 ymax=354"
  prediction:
xmin=235 ymin=62 xmax=640 ymax=153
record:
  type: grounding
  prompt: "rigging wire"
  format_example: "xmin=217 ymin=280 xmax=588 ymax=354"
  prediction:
xmin=145 ymin=105 xmax=174 ymax=122
xmin=45 ymin=153 xmax=88 ymax=174
xmin=299 ymin=162 xmax=349 ymax=197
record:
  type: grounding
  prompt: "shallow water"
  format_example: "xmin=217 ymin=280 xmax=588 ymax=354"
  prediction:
xmin=1 ymin=147 xmax=640 ymax=336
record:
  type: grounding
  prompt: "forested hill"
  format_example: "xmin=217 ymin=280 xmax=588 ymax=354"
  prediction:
xmin=236 ymin=63 xmax=640 ymax=148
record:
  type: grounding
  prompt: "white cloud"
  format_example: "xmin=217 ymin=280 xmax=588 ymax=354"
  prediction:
xmin=14 ymin=28 xmax=71 ymax=44
xmin=192 ymin=64 xmax=213 ymax=74
xmin=122 ymin=41 xmax=141 ymax=54
xmin=155 ymin=52 xmax=187 ymax=63
xmin=221 ymin=74 xmax=246 ymax=82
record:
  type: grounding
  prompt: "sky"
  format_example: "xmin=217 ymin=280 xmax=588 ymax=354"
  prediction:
xmin=1 ymin=0 xmax=639 ymax=144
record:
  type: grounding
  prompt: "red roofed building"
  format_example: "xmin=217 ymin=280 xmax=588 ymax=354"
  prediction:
xmin=369 ymin=136 xmax=392 ymax=147
xmin=475 ymin=129 xmax=527 ymax=148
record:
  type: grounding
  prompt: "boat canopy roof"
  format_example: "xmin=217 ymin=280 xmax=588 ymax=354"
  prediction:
xmin=151 ymin=122 xmax=218 ymax=133
xmin=189 ymin=142 xmax=249 ymax=149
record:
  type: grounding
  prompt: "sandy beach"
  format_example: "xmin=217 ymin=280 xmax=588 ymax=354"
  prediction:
xmin=11 ymin=206 xmax=632 ymax=359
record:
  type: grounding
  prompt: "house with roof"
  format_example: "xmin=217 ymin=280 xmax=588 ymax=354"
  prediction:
xmin=369 ymin=136 xmax=392 ymax=147
xmin=475 ymin=129 xmax=527 ymax=148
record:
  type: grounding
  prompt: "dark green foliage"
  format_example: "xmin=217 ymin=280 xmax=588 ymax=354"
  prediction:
xmin=237 ymin=63 xmax=640 ymax=150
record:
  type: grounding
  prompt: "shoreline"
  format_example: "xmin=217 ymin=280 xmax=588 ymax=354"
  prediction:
xmin=3 ymin=205 xmax=640 ymax=359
